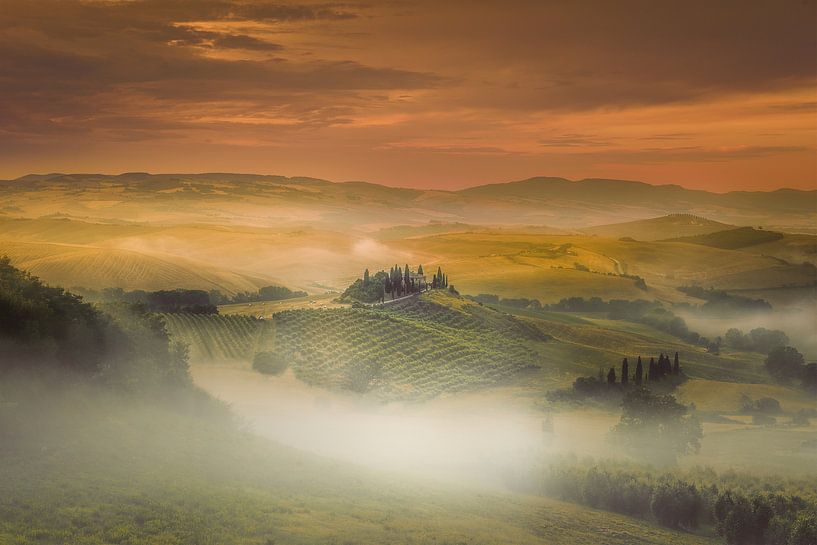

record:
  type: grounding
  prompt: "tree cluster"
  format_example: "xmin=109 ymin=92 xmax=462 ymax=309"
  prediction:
xmin=678 ymin=285 xmax=773 ymax=314
xmin=0 ymin=257 xmax=191 ymax=393
xmin=611 ymin=388 xmax=702 ymax=464
xmin=724 ymin=328 xmax=790 ymax=355
xmin=75 ymin=285 xmax=308 ymax=313
xmin=542 ymin=463 xmax=817 ymax=543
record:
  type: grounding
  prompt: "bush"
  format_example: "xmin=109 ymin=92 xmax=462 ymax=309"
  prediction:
xmin=765 ymin=346 xmax=805 ymax=383
xmin=252 ymin=352 xmax=288 ymax=376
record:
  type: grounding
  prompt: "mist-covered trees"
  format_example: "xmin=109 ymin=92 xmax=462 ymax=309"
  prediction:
xmin=765 ymin=346 xmax=806 ymax=383
xmin=724 ymin=327 xmax=789 ymax=354
xmin=611 ymin=388 xmax=702 ymax=464
xmin=0 ymin=257 xmax=191 ymax=392
xmin=542 ymin=462 xmax=817 ymax=541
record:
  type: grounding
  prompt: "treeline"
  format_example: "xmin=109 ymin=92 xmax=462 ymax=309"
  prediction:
xmin=724 ymin=327 xmax=789 ymax=354
xmin=341 ymin=264 xmax=450 ymax=304
xmin=208 ymin=285 xmax=307 ymax=305
xmin=548 ymin=353 xmax=684 ymax=404
xmin=678 ymin=285 xmax=773 ymax=313
xmin=74 ymin=285 xmax=307 ymax=313
xmin=541 ymin=463 xmax=817 ymax=544
xmin=0 ymin=257 xmax=191 ymax=393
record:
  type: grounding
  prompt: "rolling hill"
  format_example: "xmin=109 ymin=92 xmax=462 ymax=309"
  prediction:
xmin=582 ymin=214 xmax=734 ymax=241
xmin=0 ymin=239 xmax=275 ymax=294
xmin=2 ymin=172 xmax=815 ymax=230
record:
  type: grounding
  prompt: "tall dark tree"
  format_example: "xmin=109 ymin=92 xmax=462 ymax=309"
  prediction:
xmin=363 ymin=268 xmax=370 ymax=286
xmin=607 ymin=367 xmax=617 ymax=385
xmin=418 ymin=264 xmax=424 ymax=275
xmin=648 ymin=357 xmax=656 ymax=381
xmin=621 ymin=358 xmax=629 ymax=385
xmin=673 ymin=352 xmax=680 ymax=375
xmin=635 ymin=356 xmax=643 ymax=385
xmin=404 ymin=264 xmax=411 ymax=293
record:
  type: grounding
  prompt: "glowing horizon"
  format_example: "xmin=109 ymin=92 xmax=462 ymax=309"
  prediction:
xmin=1 ymin=0 xmax=815 ymax=191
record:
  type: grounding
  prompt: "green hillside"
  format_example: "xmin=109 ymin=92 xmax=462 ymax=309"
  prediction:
xmin=273 ymin=291 xmax=547 ymax=399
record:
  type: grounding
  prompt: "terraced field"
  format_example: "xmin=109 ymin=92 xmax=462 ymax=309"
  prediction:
xmin=273 ymin=292 xmax=547 ymax=400
xmin=160 ymin=313 xmax=269 ymax=362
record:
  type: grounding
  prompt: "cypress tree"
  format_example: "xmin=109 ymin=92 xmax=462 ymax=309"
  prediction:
xmin=418 ymin=264 xmax=424 ymax=275
xmin=648 ymin=357 xmax=656 ymax=381
xmin=607 ymin=367 xmax=616 ymax=385
xmin=673 ymin=352 xmax=680 ymax=375
xmin=363 ymin=268 xmax=370 ymax=286
xmin=635 ymin=356 xmax=643 ymax=385
xmin=621 ymin=358 xmax=629 ymax=385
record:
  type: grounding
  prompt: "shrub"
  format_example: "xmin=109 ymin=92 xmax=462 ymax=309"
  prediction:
xmin=252 ymin=352 xmax=288 ymax=376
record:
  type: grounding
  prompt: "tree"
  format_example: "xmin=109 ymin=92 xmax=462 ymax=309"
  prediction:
xmin=607 ymin=367 xmax=616 ymax=385
xmin=764 ymin=346 xmax=805 ymax=382
xmin=621 ymin=358 xmax=629 ymax=385
xmin=404 ymin=264 xmax=410 ymax=293
xmin=802 ymin=363 xmax=817 ymax=394
xmin=648 ymin=357 xmax=656 ymax=381
xmin=418 ymin=264 xmax=424 ymax=275
xmin=635 ymin=356 xmax=643 ymax=385
xmin=611 ymin=388 xmax=702 ymax=464
xmin=673 ymin=352 xmax=680 ymax=375
xmin=363 ymin=268 xmax=370 ymax=286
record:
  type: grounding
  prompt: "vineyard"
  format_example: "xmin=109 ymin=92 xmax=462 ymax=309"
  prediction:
xmin=272 ymin=291 xmax=548 ymax=400
xmin=160 ymin=313 xmax=269 ymax=362
xmin=161 ymin=292 xmax=549 ymax=399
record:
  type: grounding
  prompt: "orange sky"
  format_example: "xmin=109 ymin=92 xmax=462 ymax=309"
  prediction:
xmin=1 ymin=0 xmax=815 ymax=191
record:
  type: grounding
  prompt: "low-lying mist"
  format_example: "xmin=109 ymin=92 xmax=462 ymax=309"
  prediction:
xmin=191 ymin=366 xmax=590 ymax=487
xmin=678 ymin=302 xmax=817 ymax=360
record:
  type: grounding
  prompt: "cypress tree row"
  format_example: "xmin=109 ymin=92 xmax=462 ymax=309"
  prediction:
xmin=635 ymin=356 xmax=643 ymax=385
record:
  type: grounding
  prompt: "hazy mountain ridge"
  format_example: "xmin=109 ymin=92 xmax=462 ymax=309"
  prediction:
xmin=2 ymin=173 xmax=815 ymax=230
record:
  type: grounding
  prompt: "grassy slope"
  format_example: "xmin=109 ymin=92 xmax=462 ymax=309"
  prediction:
xmin=582 ymin=214 xmax=733 ymax=241
xmin=0 ymin=391 xmax=717 ymax=545
xmin=0 ymin=239 xmax=274 ymax=294
xmin=171 ymin=291 xmax=779 ymax=402
xmin=389 ymin=232 xmax=815 ymax=304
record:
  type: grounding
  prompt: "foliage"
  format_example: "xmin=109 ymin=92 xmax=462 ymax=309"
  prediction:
xmin=678 ymin=285 xmax=773 ymax=313
xmin=724 ymin=328 xmax=789 ymax=354
xmin=213 ymin=284 xmax=308 ymax=305
xmin=765 ymin=346 xmax=806 ymax=383
xmin=73 ymin=286 xmax=218 ymax=313
xmin=541 ymin=460 xmax=817 ymax=542
xmin=610 ymin=388 xmax=702 ymax=464
xmin=252 ymin=351 xmax=288 ymax=375
xmin=340 ymin=270 xmax=388 ymax=303
xmin=0 ymin=257 xmax=191 ymax=393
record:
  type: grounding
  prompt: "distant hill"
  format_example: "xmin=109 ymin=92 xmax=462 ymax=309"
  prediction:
xmin=1 ymin=172 xmax=815 ymax=230
xmin=582 ymin=214 xmax=734 ymax=241
xmin=667 ymin=227 xmax=785 ymax=250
